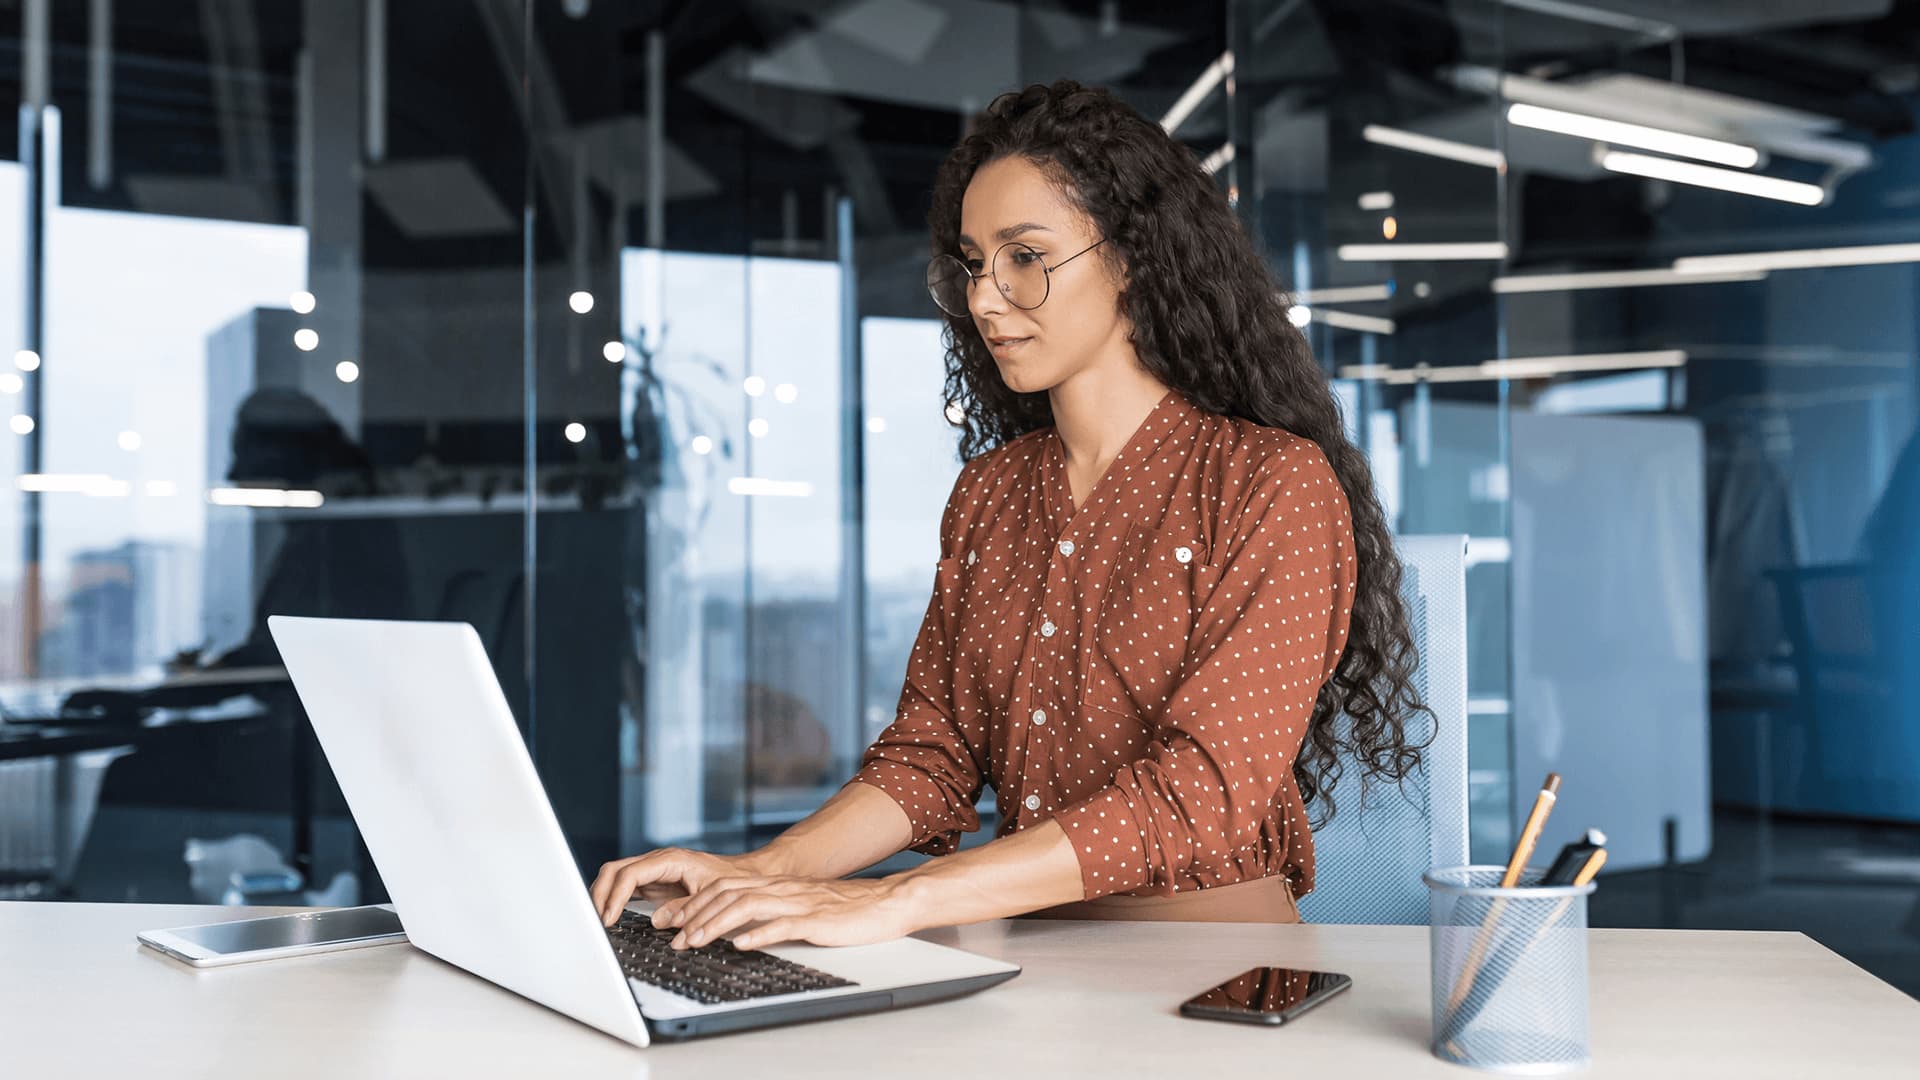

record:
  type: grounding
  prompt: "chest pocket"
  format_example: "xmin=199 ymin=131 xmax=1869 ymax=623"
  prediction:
xmin=1082 ymin=524 xmax=1219 ymax=719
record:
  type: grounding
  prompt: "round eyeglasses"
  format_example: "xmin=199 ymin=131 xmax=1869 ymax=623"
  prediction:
xmin=926 ymin=238 xmax=1106 ymax=318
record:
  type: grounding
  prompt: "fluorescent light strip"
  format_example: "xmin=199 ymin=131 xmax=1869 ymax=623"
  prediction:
xmin=1338 ymin=349 xmax=1685 ymax=384
xmin=1507 ymin=103 xmax=1758 ymax=168
xmin=1338 ymin=242 xmax=1508 ymax=262
xmin=1493 ymin=267 xmax=1768 ymax=293
xmin=16 ymin=473 xmax=130 ymax=496
xmin=1600 ymin=151 xmax=1824 ymax=207
xmin=728 ymin=477 xmax=814 ymax=498
xmin=1358 ymin=191 xmax=1395 ymax=211
xmin=1161 ymin=51 xmax=1234 ymax=136
xmin=1311 ymin=308 xmax=1397 ymax=335
xmin=1673 ymin=242 xmax=1920 ymax=275
xmin=1199 ymin=142 xmax=1235 ymax=176
xmin=208 ymin=487 xmax=326 ymax=508
xmin=1295 ymin=284 xmax=1394 ymax=303
xmin=1481 ymin=349 xmax=1686 ymax=381
xmin=1362 ymin=125 xmax=1506 ymax=169
xmin=1340 ymin=364 xmax=1393 ymax=381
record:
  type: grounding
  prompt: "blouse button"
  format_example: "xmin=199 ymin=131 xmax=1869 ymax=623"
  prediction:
xmin=1024 ymin=795 xmax=1041 ymax=811
xmin=1040 ymin=620 xmax=1056 ymax=638
xmin=1057 ymin=539 xmax=1075 ymax=557
xmin=1174 ymin=545 xmax=1193 ymax=564
xmin=1031 ymin=708 xmax=1047 ymax=725
xmin=966 ymin=549 xmax=977 ymax=566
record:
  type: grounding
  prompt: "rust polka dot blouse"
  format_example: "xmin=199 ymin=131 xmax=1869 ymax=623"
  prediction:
xmin=845 ymin=388 xmax=1355 ymax=902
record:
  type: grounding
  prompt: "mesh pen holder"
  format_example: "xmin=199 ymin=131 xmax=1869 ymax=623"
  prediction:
xmin=1424 ymin=865 xmax=1595 ymax=1074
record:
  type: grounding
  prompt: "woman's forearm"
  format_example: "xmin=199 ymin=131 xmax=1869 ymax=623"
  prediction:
xmin=748 ymin=781 xmax=915 ymax=880
xmin=887 ymin=819 xmax=1085 ymax=928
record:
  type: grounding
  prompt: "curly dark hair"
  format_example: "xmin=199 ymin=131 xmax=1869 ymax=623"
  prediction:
xmin=928 ymin=80 xmax=1431 ymax=828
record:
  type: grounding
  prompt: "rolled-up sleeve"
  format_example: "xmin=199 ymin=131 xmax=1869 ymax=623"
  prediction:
xmin=844 ymin=464 xmax=985 ymax=856
xmin=1051 ymin=447 xmax=1354 ymax=899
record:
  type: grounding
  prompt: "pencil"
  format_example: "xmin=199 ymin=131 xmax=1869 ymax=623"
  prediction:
xmin=1446 ymin=772 xmax=1563 ymax=1015
xmin=1502 ymin=772 xmax=1562 ymax=887
xmin=1572 ymin=847 xmax=1607 ymax=885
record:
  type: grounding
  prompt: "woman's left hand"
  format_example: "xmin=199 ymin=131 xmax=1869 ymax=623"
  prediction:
xmin=651 ymin=875 xmax=919 ymax=952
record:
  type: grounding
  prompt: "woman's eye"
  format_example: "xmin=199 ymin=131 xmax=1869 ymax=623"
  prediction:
xmin=963 ymin=259 xmax=984 ymax=273
xmin=1009 ymin=250 xmax=1044 ymax=266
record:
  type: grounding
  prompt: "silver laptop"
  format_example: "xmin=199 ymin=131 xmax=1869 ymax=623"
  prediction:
xmin=266 ymin=616 xmax=1018 ymax=1046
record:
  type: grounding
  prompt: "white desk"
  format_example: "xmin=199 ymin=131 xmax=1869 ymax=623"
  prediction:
xmin=5 ymin=902 xmax=1915 ymax=1077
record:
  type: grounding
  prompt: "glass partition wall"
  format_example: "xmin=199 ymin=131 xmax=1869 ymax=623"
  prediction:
xmin=1228 ymin=0 xmax=1516 ymax=860
xmin=549 ymin=4 xmax=1244 ymax=861
xmin=0 ymin=1 xmax=531 ymax=901
xmin=550 ymin=0 xmax=1524 ymax=869
xmin=5 ymin=2 xmax=1917 ymax=998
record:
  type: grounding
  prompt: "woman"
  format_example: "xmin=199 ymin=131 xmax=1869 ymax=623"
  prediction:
xmin=591 ymin=80 xmax=1428 ymax=950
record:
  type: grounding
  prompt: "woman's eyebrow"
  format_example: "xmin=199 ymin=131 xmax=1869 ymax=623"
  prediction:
xmin=957 ymin=222 xmax=1054 ymax=248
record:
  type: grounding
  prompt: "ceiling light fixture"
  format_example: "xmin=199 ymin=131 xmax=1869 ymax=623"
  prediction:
xmin=1294 ymin=284 xmax=1393 ymax=304
xmin=1508 ymin=103 xmax=1759 ymax=168
xmin=1362 ymin=125 xmax=1506 ymax=170
xmin=1493 ymin=267 xmax=1767 ymax=293
xmin=1338 ymin=242 xmax=1509 ymax=262
xmin=1161 ymin=52 xmax=1234 ymax=136
xmin=1600 ymin=151 xmax=1823 ymax=206
xmin=1672 ymin=242 xmax=1920 ymax=275
xmin=1340 ymin=349 xmax=1685 ymax=384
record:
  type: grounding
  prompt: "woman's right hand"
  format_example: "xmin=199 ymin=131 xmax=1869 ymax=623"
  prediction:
xmin=590 ymin=847 xmax=783 ymax=927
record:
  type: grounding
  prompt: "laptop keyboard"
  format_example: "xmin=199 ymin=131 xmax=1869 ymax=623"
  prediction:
xmin=606 ymin=911 xmax=858 ymax=1005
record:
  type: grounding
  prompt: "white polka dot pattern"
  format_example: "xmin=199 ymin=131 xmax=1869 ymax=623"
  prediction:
xmin=843 ymin=389 xmax=1355 ymax=902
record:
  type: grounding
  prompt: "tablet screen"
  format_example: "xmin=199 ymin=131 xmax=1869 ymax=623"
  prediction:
xmin=166 ymin=905 xmax=404 ymax=955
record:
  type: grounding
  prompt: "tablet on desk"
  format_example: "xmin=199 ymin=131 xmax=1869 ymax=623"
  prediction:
xmin=137 ymin=905 xmax=406 ymax=967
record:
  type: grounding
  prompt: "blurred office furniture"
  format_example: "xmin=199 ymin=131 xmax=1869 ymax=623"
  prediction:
xmin=0 ymin=751 xmax=126 ymax=898
xmin=182 ymin=833 xmax=358 ymax=907
xmin=9 ymin=901 xmax=1916 ymax=1076
xmin=1510 ymin=412 xmax=1710 ymax=872
xmin=1742 ymin=562 xmax=1920 ymax=824
xmin=1300 ymin=534 xmax=1469 ymax=925
xmin=0 ymin=675 xmax=280 ymax=897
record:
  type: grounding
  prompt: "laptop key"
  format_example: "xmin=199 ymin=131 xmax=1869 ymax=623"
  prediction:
xmin=607 ymin=911 xmax=856 ymax=1004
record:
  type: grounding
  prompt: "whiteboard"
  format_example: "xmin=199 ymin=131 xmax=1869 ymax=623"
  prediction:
xmin=1510 ymin=412 xmax=1711 ymax=871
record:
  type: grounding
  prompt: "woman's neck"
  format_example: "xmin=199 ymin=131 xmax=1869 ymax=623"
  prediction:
xmin=1047 ymin=363 xmax=1172 ymax=490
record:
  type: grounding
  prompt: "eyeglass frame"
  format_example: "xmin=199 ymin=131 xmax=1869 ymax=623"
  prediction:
xmin=927 ymin=237 xmax=1108 ymax=317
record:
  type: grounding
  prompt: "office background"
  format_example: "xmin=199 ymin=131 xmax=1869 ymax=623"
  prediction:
xmin=0 ymin=0 xmax=1913 ymax=997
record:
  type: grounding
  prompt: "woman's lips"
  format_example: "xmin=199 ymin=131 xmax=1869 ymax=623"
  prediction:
xmin=989 ymin=336 xmax=1031 ymax=355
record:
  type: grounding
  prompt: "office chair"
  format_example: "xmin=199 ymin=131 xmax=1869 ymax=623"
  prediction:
xmin=0 ymin=749 xmax=132 ymax=899
xmin=1297 ymin=534 xmax=1469 ymax=925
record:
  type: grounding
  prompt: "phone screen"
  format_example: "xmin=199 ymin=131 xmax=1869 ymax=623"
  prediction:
xmin=1180 ymin=967 xmax=1352 ymax=1024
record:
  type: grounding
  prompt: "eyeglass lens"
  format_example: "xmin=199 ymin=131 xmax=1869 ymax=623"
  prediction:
xmin=926 ymin=242 xmax=1051 ymax=317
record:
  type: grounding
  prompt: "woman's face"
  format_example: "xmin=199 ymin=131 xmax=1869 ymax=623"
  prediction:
xmin=957 ymin=155 xmax=1131 ymax=394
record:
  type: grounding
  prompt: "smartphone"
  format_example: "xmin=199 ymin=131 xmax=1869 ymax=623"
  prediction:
xmin=137 ymin=905 xmax=407 ymax=968
xmin=1179 ymin=967 xmax=1352 ymax=1026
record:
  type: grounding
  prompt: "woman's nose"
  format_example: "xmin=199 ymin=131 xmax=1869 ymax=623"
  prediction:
xmin=966 ymin=272 xmax=1008 ymax=320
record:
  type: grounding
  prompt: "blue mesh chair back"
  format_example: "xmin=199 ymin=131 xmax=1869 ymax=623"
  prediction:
xmin=1296 ymin=534 xmax=1469 ymax=924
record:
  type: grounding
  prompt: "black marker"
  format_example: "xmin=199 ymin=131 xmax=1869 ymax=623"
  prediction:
xmin=1540 ymin=828 xmax=1607 ymax=886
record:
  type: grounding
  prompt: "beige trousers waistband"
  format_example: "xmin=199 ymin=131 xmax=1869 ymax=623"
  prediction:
xmin=1016 ymin=873 xmax=1300 ymax=924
